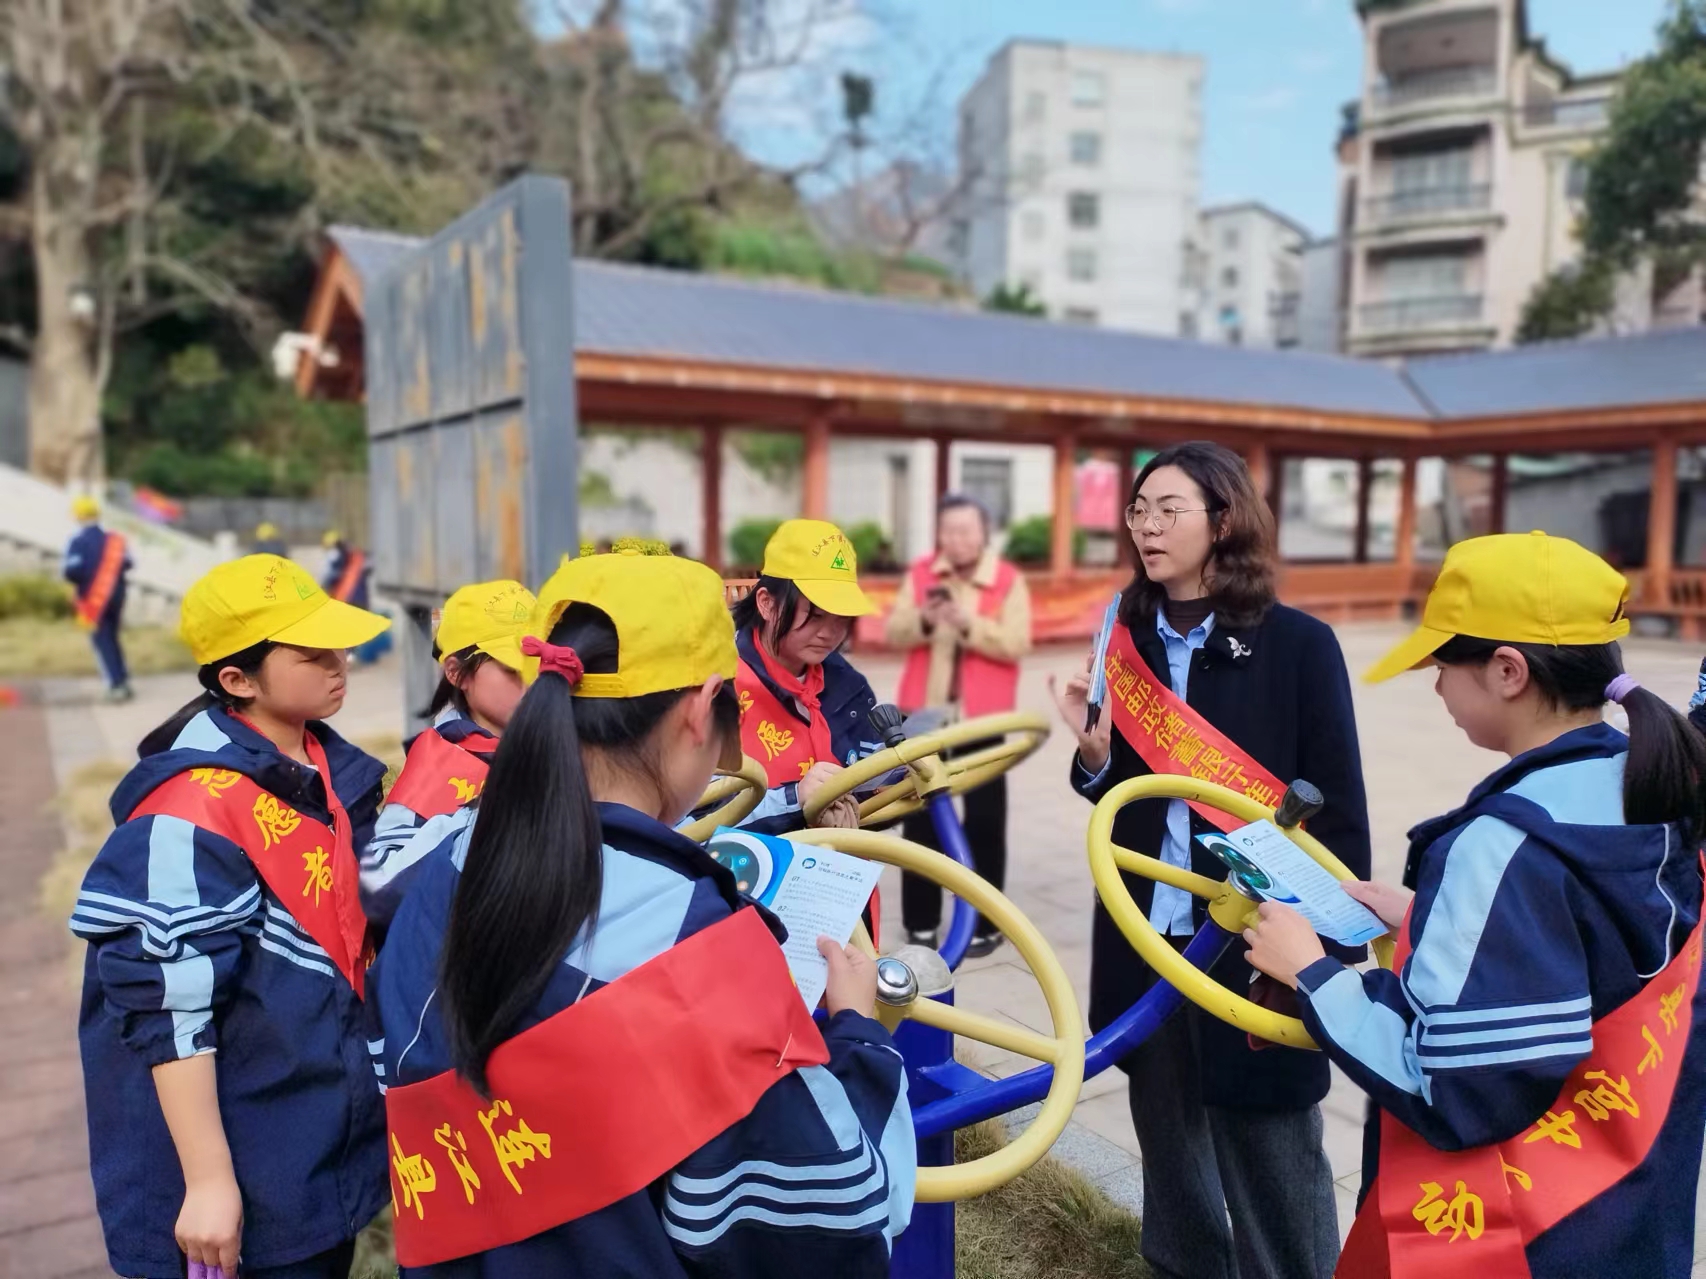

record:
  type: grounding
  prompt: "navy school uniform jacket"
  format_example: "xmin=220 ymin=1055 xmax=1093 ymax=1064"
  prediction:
xmin=69 ymin=707 xmax=389 ymax=1277
xmin=63 ymin=523 xmax=130 ymax=620
xmin=1297 ymin=723 xmax=1706 ymax=1278
xmin=368 ymin=801 xmax=914 ymax=1278
xmin=732 ymin=626 xmax=884 ymax=835
xmin=1070 ymin=600 xmax=1372 ymax=1110
xmin=360 ymin=706 xmax=493 ymax=930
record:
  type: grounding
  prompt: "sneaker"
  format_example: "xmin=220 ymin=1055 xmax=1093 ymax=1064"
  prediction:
xmin=905 ymin=929 xmax=939 ymax=950
xmin=965 ymin=932 xmax=1005 ymax=959
xmin=106 ymin=685 xmax=135 ymax=704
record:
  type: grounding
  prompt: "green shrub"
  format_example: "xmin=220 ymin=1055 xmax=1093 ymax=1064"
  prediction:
xmin=0 ymin=574 xmax=73 ymax=620
xmin=728 ymin=518 xmax=784 ymax=572
xmin=844 ymin=521 xmax=888 ymax=572
xmin=1002 ymin=516 xmax=1087 ymax=566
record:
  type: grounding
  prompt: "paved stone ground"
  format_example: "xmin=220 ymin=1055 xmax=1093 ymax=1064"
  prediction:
xmin=14 ymin=625 xmax=1706 ymax=1274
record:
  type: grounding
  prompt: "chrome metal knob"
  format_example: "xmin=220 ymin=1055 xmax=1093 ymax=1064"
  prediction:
xmin=875 ymin=956 xmax=919 ymax=1007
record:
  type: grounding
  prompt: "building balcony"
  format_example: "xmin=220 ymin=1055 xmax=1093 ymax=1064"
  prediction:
xmin=1357 ymin=293 xmax=1483 ymax=335
xmin=1371 ymin=66 xmax=1498 ymax=113
xmin=1520 ymin=96 xmax=1612 ymax=133
xmin=1363 ymin=183 xmax=1492 ymax=225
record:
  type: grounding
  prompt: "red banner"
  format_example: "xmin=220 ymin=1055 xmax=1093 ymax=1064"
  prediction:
xmin=1100 ymin=620 xmax=1286 ymax=827
xmin=130 ymin=735 xmax=370 ymax=995
xmin=386 ymin=728 xmax=496 ymax=819
xmin=385 ymin=907 xmax=828 ymax=1266
xmin=75 ymin=531 xmax=126 ymax=629
xmin=1337 ymin=871 xmax=1705 ymax=1278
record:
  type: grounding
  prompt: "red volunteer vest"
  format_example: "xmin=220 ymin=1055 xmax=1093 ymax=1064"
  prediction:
xmin=331 ymin=549 xmax=367 ymax=603
xmin=1100 ymin=619 xmax=1288 ymax=824
xmin=384 ymin=907 xmax=828 ymax=1267
xmin=895 ymin=557 xmax=1022 ymax=718
xmin=1335 ymin=863 xmax=1706 ymax=1278
xmin=75 ymin=531 xmax=126 ymax=629
xmin=129 ymin=733 xmax=371 ymax=996
xmin=386 ymin=727 xmax=498 ymax=819
xmin=736 ymin=660 xmax=834 ymax=788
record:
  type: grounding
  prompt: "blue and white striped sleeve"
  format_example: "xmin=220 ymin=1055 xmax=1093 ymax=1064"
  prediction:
xmin=70 ymin=815 xmax=261 ymax=1066
xmin=663 ymin=1011 xmax=913 ymax=1277
xmin=360 ymin=803 xmax=474 ymax=927
xmin=1298 ymin=816 xmax=1591 ymax=1150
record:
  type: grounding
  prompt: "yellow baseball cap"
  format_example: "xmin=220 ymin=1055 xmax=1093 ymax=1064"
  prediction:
xmin=526 ymin=550 xmax=740 ymax=767
xmin=759 ymin=519 xmax=875 ymax=617
xmin=71 ymin=495 xmax=100 ymax=522
xmin=255 ymin=522 xmax=279 ymax=540
xmin=180 ymin=554 xmax=391 ymax=666
xmin=1365 ymin=531 xmax=1630 ymax=683
xmin=436 ymin=579 xmax=535 ymax=673
xmin=322 ymin=529 xmax=342 ymax=548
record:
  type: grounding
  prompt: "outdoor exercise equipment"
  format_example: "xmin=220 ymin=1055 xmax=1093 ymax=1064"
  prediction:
xmin=680 ymin=754 xmax=770 ymax=842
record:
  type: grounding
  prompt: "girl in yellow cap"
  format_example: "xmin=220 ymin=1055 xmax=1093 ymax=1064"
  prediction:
xmin=69 ymin=554 xmax=392 ymax=1279
xmin=367 ymin=551 xmax=913 ymax=1275
xmin=1243 ymin=532 xmax=1706 ymax=1279
xmin=359 ymin=580 xmax=535 ymax=929
xmin=727 ymin=518 xmax=883 ymax=834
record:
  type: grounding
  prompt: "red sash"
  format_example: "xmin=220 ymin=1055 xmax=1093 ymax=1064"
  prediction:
xmin=386 ymin=728 xmax=497 ymax=819
xmin=384 ymin=907 xmax=828 ymax=1266
xmin=1336 ymin=865 xmax=1706 ymax=1278
xmin=75 ymin=531 xmax=126 ymax=629
xmin=736 ymin=657 xmax=834 ymax=788
xmin=1100 ymin=620 xmax=1287 ymax=826
xmin=129 ymin=734 xmax=371 ymax=996
xmin=895 ymin=557 xmax=1022 ymax=718
xmin=331 ymin=549 xmax=367 ymax=603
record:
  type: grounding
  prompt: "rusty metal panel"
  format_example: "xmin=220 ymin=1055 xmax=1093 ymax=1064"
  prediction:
xmin=430 ymin=236 xmax=474 ymax=421
xmin=369 ymin=438 xmax=399 ymax=585
xmin=473 ymin=411 xmax=529 ymax=584
xmin=396 ymin=431 xmax=438 ymax=593
xmin=469 ymin=206 xmax=526 ymax=410
xmin=432 ymin=420 xmax=477 ymax=590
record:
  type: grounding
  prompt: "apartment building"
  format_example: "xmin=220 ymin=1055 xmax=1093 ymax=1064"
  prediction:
xmin=955 ymin=40 xmax=1203 ymax=334
xmin=1339 ymin=0 xmax=1617 ymax=357
xmin=1185 ymin=202 xmax=1311 ymax=348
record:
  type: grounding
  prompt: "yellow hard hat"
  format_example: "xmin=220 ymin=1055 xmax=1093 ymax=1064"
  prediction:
xmin=436 ymin=580 xmax=536 ymax=673
xmin=70 ymin=495 xmax=100 ymax=522
xmin=1365 ymin=532 xmax=1630 ymax=683
xmin=179 ymin=554 xmax=390 ymax=667
xmin=759 ymin=519 xmax=875 ymax=617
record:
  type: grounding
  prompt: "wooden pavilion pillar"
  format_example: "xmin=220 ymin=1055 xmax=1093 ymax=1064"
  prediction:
xmin=1489 ymin=453 xmax=1509 ymax=534
xmin=802 ymin=412 xmax=831 ymax=520
xmin=935 ymin=435 xmax=952 ymax=503
xmin=1244 ymin=440 xmax=1272 ymax=515
xmin=1116 ymin=445 xmax=1136 ymax=515
xmin=701 ymin=424 xmax=723 ymax=571
xmin=1353 ymin=456 xmax=1375 ymax=563
xmin=1394 ymin=454 xmax=1418 ymax=572
xmin=1648 ymin=435 xmax=1679 ymax=609
xmin=1052 ymin=431 xmax=1078 ymax=576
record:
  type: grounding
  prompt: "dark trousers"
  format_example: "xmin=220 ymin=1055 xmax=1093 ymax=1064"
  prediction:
xmin=91 ymin=609 xmax=128 ymax=689
xmin=1125 ymin=1000 xmax=1339 ymax=1279
xmin=899 ymin=755 xmax=1007 ymax=936
xmin=163 ymin=1240 xmax=354 ymax=1279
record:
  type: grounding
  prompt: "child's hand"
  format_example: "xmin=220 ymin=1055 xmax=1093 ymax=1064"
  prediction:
xmin=1242 ymin=901 xmax=1326 ymax=990
xmin=818 ymin=936 xmax=877 ymax=1018
xmin=1342 ymin=880 xmax=1413 ymax=930
xmin=175 ymin=1172 xmax=242 ymax=1274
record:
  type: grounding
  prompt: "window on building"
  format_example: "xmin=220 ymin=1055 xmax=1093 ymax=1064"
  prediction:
xmin=1221 ymin=266 xmax=1239 ymax=289
xmin=1021 ymin=209 xmax=1045 ymax=241
xmin=961 ymin=457 xmax=1014 ymax=527
xmin=1382 ymin=253 xmax=1470 ymax=298
xmin=1025 ymin=90 xmax=1047 ymax=124
xmin=1566 ymin=156 xmax=1590 ymax=200
xmin=1069 ymin=130 xmax=1102 ymax=166
xmin=1179 ymin=311 xmax=1200 ymax=339
xmin=1020 ymin=152 xmax=1045 ymax=187
xmin=1067 ymin=192 xmax=1100 ymax=229
xmin=1063 ymin=307 xmax=1099 ymax=325
xmin=1070 ymin=69 xmax=1105 ymax=107
xmin=1222 ymin=228 xmax=1240 ymax=251
xmin=1067 ymin=248 xmax=1098 ymax=281
xmin=1391 ymin=146 xmax=1473 ymax=194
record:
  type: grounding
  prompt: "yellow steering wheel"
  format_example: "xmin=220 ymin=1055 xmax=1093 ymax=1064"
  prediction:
xmin=1087 ymin=775 xmax=1396 ymax=1050
xmin=783 ymin=828 xmax=1084 ymax=1201
xmin=679 ymin=755 xmax=770 ymax=843
xmin=800 ymin=711 xmax=1050 ymax=827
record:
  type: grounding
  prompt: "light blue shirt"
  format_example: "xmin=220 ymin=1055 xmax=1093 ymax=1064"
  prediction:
xmin=1080 ymin=608 xmax=1215 ymax=936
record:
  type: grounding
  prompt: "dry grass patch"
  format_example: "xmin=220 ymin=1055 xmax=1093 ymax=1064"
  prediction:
xmin=0 ymin=617 xmax=193 ymax=678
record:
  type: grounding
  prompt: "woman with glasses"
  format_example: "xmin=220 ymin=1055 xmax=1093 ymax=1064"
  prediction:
xmin=1049 ymin=440 xmax=1371 ymax=1279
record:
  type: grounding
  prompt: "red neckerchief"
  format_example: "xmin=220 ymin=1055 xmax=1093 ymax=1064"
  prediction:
xmin=751 ymin=634 xmax=837 ymax=763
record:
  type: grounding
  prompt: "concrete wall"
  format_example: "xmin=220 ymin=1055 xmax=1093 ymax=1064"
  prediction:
xmin=0 ymin=357 xmax=26 ymax=472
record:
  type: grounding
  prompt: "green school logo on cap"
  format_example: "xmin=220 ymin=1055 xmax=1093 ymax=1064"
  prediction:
xmin=294 ymin=576 xmax=317 ymax=600
xmin=830 ymin=547 xmax=849 ymax=571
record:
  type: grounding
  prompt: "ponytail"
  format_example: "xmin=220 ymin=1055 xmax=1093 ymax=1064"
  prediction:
xmin=137 ymin=641 xmax=276 ymax=758
xmin=439 ymin=603 xmax=738 ymax=1096
xmin=1434 ymin=636 xmax=1706 ymax=837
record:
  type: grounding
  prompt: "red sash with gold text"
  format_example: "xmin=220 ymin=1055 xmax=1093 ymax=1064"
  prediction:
xmin=1336 ymin=866 xmax=1706 ymax=1278
xmin=75 ymin=531 xmax=127 ymax=629
xmin=1100 ymin=621 xmax=1287 ymax=826
xmin=129 ymin=735 xmax=371 ymax=996
xmin=331 ymin=549 xmax=368 ymax=603
xmin=384 ymin=907 xmax=829 ymax=1266
xmin=386 ymin=728 xmax=497 ymax=819
xmin=736 ymin=659 xmax=832 ymax=787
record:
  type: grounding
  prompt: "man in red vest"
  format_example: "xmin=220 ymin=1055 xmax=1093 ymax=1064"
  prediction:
xmin=887 ymin=494 xmax=1032 ymax=956
xmin=64 ymin=495 xmax=133 ymax=703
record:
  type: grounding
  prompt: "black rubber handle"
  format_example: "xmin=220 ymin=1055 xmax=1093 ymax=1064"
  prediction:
xmin=1273 ymin=779 xmax=1324 ymax=829
xmin=868 ymin=703 xmax=908 ymax=749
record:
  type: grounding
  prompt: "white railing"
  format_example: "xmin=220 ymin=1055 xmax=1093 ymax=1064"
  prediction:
xmin=1372 ymin=66 xmax=1498 ymax=110
xmin=1364 ymin=183 xmax=1492 ymax=222
xmin=1358 ymin=294 xmax=1483 ymax=334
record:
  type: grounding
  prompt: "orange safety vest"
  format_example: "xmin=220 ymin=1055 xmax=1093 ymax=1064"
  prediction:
xmin=386 ymin=728 xmax=498 ymax=819
xmin=384 ymin=907 xmax=827 ymax=1267
xmin=129 ymin=733 xmax=371 ymax=996
xmin=895 ymin=557 xmax=1021 ymax=718
xmin=75 ymin=531 xmax=127 ymax=629
xmin=331 ymin=548 xmax=368 ymax=603
xmin=1335 ymin=864 xmax=1706 ymax=1278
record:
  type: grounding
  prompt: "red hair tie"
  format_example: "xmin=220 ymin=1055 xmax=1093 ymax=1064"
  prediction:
xmin=520 ymin=635 xmax=585 ymax=687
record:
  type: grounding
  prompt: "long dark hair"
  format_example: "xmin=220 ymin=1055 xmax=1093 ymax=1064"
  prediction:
xmin=1434 ymin=635 xmax=1706 ymax=836
xmin=422 ymin=644 xmax=492 ymax=721
xmin=729 ymin=575 xmax=834 ymax=652
xmin=1119 ymin=441 xmax=1276 ymax=631
xmin=138 ymin=641 xmax=277 ymax=758
xmin=438 ymin=602 xmax=740 ymax=1095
